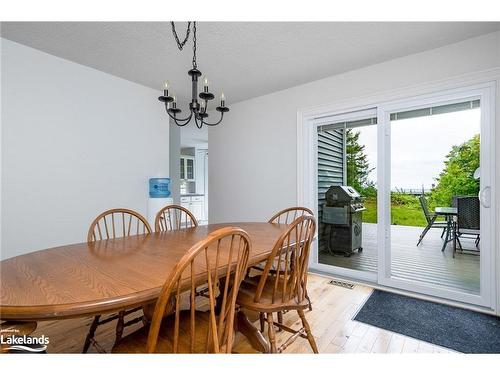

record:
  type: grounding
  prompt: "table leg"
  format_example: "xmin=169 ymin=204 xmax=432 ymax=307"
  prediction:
xmin=236 ymin=310 xmax=270 ymax=353
xmin=82 ymin=315 xmax=101 ymax=353
xmin=452 ymin=221 xmax=457 ymax=258
xmin=216 ymin=277 xmax=269 ymax=353
xmin=441 ymin=217 xmax=451 ymax=252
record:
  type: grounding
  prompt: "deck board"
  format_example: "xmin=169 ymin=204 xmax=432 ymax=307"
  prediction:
xmin=318 ymin=223 xmax=480 ymax=294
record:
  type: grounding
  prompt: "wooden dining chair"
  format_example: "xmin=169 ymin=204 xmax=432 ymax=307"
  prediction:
xmin=236 ymin=215 xmax=318 ymax=353
xmin=251 ymin=207 xmax=315 ymax=328
xmin=154 ymin=204 xmax=198 ymax=232
xmin=268 ymin=206 xmax=314 ymax=225
xmin=112 ymin=227 xmax=251 ymax=353
xmin=87 ymin=208 xmax=152 ymax=242
xmin=252 ymin=207 xmax=313 ymax=278
xmin=154 ymin=204 xmax=212 ymax=299
xmin=83 ymin=208 xmax=152 ymax=353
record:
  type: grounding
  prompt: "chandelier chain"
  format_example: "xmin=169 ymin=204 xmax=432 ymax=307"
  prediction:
xmin=192 ymin=22 xmax=197 ymax=68
xmin=170 ymin=22 xmax=191 ymax=51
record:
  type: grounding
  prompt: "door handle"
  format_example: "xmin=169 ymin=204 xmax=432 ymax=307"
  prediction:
xmin=478 ymin=186 xmax=491 ymax=208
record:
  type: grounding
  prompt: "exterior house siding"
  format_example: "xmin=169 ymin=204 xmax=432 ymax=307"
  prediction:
xmin=317 ymin=129 xmax=345 ymax=253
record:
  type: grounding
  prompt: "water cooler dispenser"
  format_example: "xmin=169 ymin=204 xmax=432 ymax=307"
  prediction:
xmin=147 ymin=178 xmax=173 ymax=228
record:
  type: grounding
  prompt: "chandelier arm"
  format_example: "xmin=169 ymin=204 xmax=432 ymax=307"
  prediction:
xmin=173 ymin=112 xmax=193 ymax=127
xmin=201 ymin=112 xmax=224 ymax=127
xmin=171 ymin=113 xmax=193 ymax=125
xmin=166 ymin=109 xmax=193 ymax=126
xmin=173 ymin=119 xmax=192 ymax=127
xmin=164 ymin=105 xmax=192 ymax=123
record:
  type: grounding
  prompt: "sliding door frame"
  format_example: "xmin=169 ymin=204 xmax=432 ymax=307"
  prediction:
xmin=309 ymin=108 xmax=379 ymax=283
xmin=377 ymin=82 xmax=496 ymax=308
xmin=297 ymin=70 xmax=498 ymax=313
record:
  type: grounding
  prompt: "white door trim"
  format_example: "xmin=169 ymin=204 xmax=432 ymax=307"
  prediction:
xmin=297 ymin=69 xmax=499 ymax=313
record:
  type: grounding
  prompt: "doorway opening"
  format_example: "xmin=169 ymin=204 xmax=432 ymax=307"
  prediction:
xmin=179 ymin=126 xmax=209 ymax=225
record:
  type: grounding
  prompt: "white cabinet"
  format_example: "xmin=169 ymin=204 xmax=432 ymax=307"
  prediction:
xmin=180 ymin=195 xmax=205 ymax=222
xmin=180 ymin=196 xmax=191 ymax=210
xmin=180 ymin=155 xmax=195 ymax=181
xmin=190 ymin=198 xmax=204 ymax=221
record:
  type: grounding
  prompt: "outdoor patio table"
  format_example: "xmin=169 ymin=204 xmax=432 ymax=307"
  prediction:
xmin=434 ymin=207 xmax=458 ymax=253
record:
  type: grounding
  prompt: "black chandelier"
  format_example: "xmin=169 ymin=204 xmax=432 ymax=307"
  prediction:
xmin=158 ymin=22 xmax=229 ymax=128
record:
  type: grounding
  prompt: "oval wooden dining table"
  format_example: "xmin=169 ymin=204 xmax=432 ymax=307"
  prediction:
xmin=0 ymin=222 xmax=290 ymax=353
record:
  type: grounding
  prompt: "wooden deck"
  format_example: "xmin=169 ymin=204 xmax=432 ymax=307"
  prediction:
xmin=318 ymin=223 xmax=480 ymax=294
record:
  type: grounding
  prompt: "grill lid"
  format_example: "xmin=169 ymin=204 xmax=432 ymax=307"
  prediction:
xmin=325 ymin=185 xmax=361 ymax=205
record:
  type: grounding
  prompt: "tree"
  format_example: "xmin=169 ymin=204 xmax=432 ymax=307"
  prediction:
xmin=346 ymin=128 xmax=374 ymax=193
xmin=430 ymin=134 xmax=480 ymax=206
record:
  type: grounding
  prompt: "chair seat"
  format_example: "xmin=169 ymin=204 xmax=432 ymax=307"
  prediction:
xmin=426 ymin=220 xmax=448 ymax=228
xmin=458 ymin=228 xmax=480 ymax=235
xmin=112 ymin=310 xmax=218 ymax=353
xmin=236 ymin=276 xmax=308 ymax=313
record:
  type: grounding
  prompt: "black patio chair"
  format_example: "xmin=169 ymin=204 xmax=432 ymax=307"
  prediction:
xmin=453 ymin=196 xmax=480 ymax=255
xmin=416 ymin=195 xmax=447 ymax=246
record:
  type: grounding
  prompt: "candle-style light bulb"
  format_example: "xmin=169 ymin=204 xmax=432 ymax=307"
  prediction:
xmin=220 ymin=91 xmax=225 ymax=107
xmin=203 ymin=77 xmax=209 ymax=92
xmin=172 ymin=95 xmax=177 ymax=108
xmin=200 ymin=101 xmax=205 ymax=112
xmin=163 ymin=81 xmax=169 ymax=96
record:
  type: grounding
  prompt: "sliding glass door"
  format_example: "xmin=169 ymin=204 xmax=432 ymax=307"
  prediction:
xmin=308 ymin=83 xmax=495 ymax=309
xmin=377 ymin=85 xmax=495 ymax=308
xmin=314 ymin=109 xmax=379 ymax=282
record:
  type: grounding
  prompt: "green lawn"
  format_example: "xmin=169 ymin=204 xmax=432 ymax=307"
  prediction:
xmin=362 ymin=197 xmax=428 ymax=227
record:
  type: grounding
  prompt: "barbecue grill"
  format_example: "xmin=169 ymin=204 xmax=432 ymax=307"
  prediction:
xmin=322 ymin=185 xmax=365 ymax=256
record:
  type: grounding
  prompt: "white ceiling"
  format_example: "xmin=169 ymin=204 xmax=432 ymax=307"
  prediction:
xmin=2 ymin=22 xmax=499 ymax=108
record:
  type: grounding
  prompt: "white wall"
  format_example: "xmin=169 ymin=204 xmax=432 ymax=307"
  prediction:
xmin=209 ymin=31 xmax=500 ymax=223
xmin=1 ymin=39 xmax=169 ymax=259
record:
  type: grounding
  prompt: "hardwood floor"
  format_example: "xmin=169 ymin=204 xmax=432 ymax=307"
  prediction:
xmin=319 ymin=223 xmax=480 ymax=294
xmin=234 ymin=274 xmax=453 ymax=353
xmin=32 ymin=273 xmax=453 ymax=353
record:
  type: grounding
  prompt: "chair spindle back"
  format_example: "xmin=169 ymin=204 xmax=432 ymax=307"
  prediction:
xmin=255 ymin=215 xmax=316 ymax=305
xmin=87 ymin=208 xmax=152 ymax=242
xmin=155 ymin=204 xmax=198 ymax=232
xmin=268 ymin=206 xmax=314 ymax=225
xmin=146 ymin=227 xmax=251 ymax=353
